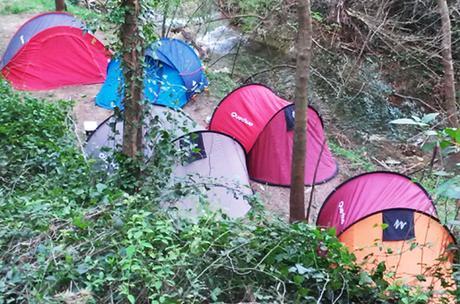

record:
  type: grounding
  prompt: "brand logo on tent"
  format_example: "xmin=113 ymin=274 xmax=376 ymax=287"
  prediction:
xmin=393 ymin=219 xmax=407 ymax=230
xmin=231 ymin=112 xmax=253 ymax=126
xmin=383 ymin=210 xmax=415 ymax=241
xmin=338 ymin=201 xmax=346 ymax=225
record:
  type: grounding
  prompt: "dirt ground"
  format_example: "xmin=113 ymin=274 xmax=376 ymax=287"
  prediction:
xmin=1 ymin=13 xmax=356 ymax=222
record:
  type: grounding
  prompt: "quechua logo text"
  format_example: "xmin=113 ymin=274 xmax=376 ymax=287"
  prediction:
xmin=231 ymin=112 xmax=253 ymax=126
xmin=393 ymin=219 xmax=408 ymax=230
xmin=338 ymin=201 xmax=346 ymax=225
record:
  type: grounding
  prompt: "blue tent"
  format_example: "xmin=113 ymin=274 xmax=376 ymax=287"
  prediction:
xmin=95 ymin=38 xmax=208 ymax=109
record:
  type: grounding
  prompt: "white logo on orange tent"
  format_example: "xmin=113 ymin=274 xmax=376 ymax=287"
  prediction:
xmin=393 ymin=219 xmax=407 ymax=230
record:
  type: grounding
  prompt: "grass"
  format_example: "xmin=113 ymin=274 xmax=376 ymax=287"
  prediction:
xmin=0 ymin=0 xmax=51 ymax=14
xmin=329 ymin=141 xmax=376 ymax=171
xmin=0 ymin=0 xmax=98 ymax=20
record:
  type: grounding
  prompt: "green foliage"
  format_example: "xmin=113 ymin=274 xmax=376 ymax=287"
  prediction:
xmin=0 ymin=0 xmax=54 ymax=14
xmin=218 ymin=0 xmax=280 ymax=32
xmin=436 ymin=176 xmax=460 ymax=200
xmin=234 ymin=0 xmax=277 ymax=12
xmin=390 ymin=113 xmax=440 ymax=127
xmin=390 ymin=112 xmax=459 ymax=298
xmin=206 ymin=70 xmax=238 ymax=101
xmin=329 ymin=141 xmax=375 ymax=171
xmin=101 ymin=0 xmax=161 ymax=52
xmin=311 ymin=11 xmax=324 ymax=22
xmin=0 ymin=78 xmax=118 ymax=301
xmin=384 ymin=284 xmax=430 ymax=304
xmin=391 ymin=113 xmax=459 ymax=217
xmin=0 ymin=82 xmax=78 ymax=191
xmin=0 ymin=79 xmax=440 ymax=303
xmin=0 ymin=0 xmax=98 ymax=19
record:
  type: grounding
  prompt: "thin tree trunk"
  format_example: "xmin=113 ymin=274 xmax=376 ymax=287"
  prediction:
xmin=55 ymin=0 xmax=66 ymax=11
xmin=438 ymin=0 xmax=458 ymax=127
xmin=121 ymin=0 xmax=144 ymax=160
xmin=289 ymin=0 xmax=312 ymax=223
xmin=161 ymin=2 xmax=170 ymax=37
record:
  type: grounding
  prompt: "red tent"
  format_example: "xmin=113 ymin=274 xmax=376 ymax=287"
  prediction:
xmin=209 ymin=84 xmax=338 ymax=186
xmin=1 ymin=12 xmax=110 ymax=90
xmin=209 ymin=84 xmax=288 ymax=152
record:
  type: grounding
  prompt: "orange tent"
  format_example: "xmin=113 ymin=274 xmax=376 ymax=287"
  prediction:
xmin=317 ymin=172 xmax=456 ymax=298
xmin=340 ymin=211 xmax=454 ymax=289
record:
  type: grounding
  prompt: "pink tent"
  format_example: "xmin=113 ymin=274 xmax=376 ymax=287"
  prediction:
xmin=316 ymin=171 xmax=438 ymax=235
xmin=316 ymin=171 xmax=456 ymax=293
xmin=248 ymin=104 xmax=337 ymax=185
xmin=209 ymin=84 xmax=338 ymax=186
xmin=209 ymin=84 xmax=289 ymax=152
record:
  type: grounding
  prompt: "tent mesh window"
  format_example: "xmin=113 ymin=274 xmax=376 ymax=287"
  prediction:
xmin=284 ymin=106 xmax=295 ymax=131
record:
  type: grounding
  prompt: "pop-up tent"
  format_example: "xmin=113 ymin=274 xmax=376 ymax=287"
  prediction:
xmin=209 ymin=84 xmax=338 ymax=186
xmin=1 ymin=12 xmax=110 ymax=90
xmin=85 ymin=105 xmax=199 ymax=171
xmin=86 ymin=117 xmax=251 ymax=217
xmin=171 ymin=131 xmax=252 ymax=218
xmin=95 ymin=38 xmax=208 ymax=110
xmin=317 ymin=172 xmax=455 ymax=289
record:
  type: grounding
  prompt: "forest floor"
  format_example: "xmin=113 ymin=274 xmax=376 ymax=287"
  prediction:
xmin=0 ymin=13 xmax=423 ymax=222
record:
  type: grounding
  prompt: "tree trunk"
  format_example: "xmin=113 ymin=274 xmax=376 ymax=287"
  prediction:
xmin=161 ymin=2 xmax=170 ymax=37
xmin=438 ymin=0 xmax=458 ymax=127
xmin=289 ymin=0 xmax=312 ymax=223
xmin=55 ymin=0 xmax=66 ymax=11
xmin=121 ymin=0 xmax=144 ymax=160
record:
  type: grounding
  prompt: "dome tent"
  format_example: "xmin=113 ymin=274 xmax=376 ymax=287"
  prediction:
xmin=209 ymin=84 xmax=338 ymax=186
xmin=86 ymin=123 xmax=252 ymax=218
xmin=248 ymin=104 xmax=338 ymax=186
xmin=85 ymin=105 xmax=200 ymax=171
xmin=316 ymin=172 xmax=455 ymax=291
xmin=95 ymin=38 xmax=208 ymax=110
xmin=1 ymin=12 xmax=110 ymax=90
xmin=171 ymin=131 xmax=252 ymax=219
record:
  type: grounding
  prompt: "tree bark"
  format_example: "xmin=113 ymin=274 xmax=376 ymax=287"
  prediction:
xmin=121 ymin=0 xmax=144 ymax=160
xmin=55 ymin=0 xmax=66 ymax=11
xmin=289 ymin=0 xmax=312 ymax=223
xmin=438 ymin=0 xmax=458 ymax=127
xmin=161 ymin=1 xmax=170 ymax=38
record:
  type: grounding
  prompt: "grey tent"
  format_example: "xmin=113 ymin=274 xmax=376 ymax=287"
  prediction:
xmin=170 ymin=131 xmax=252 ymax=218
xmin=85 ymin=105 xmax=199 ymax=170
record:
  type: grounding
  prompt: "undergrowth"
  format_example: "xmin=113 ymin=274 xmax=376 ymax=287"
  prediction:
xmin=0 ymin=0 xmax=99 ymax=20
xmin=0 ymin=79 xmax=455 ymax=303
xmin=329 ymin=141 xmax=376 ymax=172
xmin=206 ymin=70 xmax=238 ymax=102
xmin=413 ymin=173 xmax=458 ymax=225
